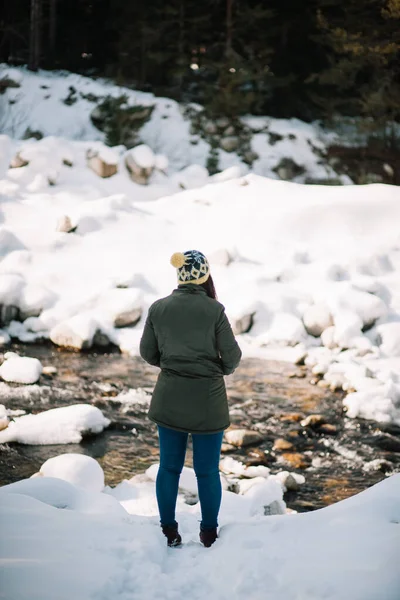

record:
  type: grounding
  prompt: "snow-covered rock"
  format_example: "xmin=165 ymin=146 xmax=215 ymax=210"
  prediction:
xmin=87 ymin=149 xmax=118 ymax=178
xmin=0 ymin=404 xmax=9 ymax=431
xmin=0 ymin=355 xmax=42 ymax=384
xmin=98 ymin=288 xmax=143 ymax=328
xmin=302 ymin=303 xmax=334 ymax=337
xmin=0 ymin=404 xmax=110 ymax=444
xmin=56 ymin=215 xmax=75 ymax=233
xmin=224 ymin=429 xmax=264 ymax=448
xmin=37 ymin=454 xmax=105 ymax=493
xmin=50 ymin=314 xmax=98 ymax=350
xmin=125 ymin=145 xmax=154 ymax=184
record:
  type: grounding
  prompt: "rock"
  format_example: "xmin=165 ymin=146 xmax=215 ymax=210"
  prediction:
xmin=281 ymin=452 xmax=309 ymax=469
xmin=321 ymin=326 xmax=337 ymax=349
xmin=373 ymin=434 xmax=400 ymax=453
xmin=56 ymin=215 xmax=75 ymax=233
xmin=9 ymin=152 xmax=29 ymax=169
xmin=280 ymin=412 xmax=304 ymax=423
xmin=232 ymin=312 xmax=255 ymax=335
xmin=273 ymin=438 xmax=294 ymax=452
xmin=220 ymin=136 xmax=240 ymax=153
xmin=215 ymin=117 xmax=230 ymax=130
xmin=224 ymin=429 xmax=264 ymax=448
xmin=0 ymin=405 xmax=9 ymax=431
xmin=312 ymin=363 xmax=329 ymax=376
xmin=242 ymin=150 xmax=259 ymax=164
xmin=273 ymin=158 xmax=305 ymax=181
xmin=305 ymin=177 xmax=343 ymax=186
xmin=221 ymin=443 xmax=236 ymax=453
xmin=87 ymin=150 xmax=118 ymax=178
xmin=19 ymin=284 xmax=57 ymax=320
xmin=224 ymin=125 xmax=235 ymax=136
xmin=99 ymin=288 xmax=143 ymax=328
xmin=203 ymin=121 xmax=217 ymax=135
xmin=125 ymin=148 xmax=154 ymax=185
xmin=276 ymin=471 xmax=305 ymax=492
xmin=300 ymin=414 xmax=326 ymax=428
xmin=42 ymin=365 xmax=57 ymax=377
xmin=208 ymin=248 xmax=233 ymax=267
xmin=362 ymin=459 xmax=394 ymax=474
xmin=244 ymin=448 xmax=270 ymax=466
xmin=50 ymin=314 xmax=98 ymax=350
xmin=92 ymin=329 xmax=112 ymax=347
xmin=264 ymin=500 xmax=286 ymax=516
xmin=303 ymin=304 xmax=334 ymax=337
xmin=318 ymin=424 xmax=338 ymax=435
xmin=0 ymin=356 xmax=42 ymax=384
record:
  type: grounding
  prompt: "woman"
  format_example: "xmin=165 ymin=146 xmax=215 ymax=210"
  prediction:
xmin=140 ymin=250 xmax=242 ymax=548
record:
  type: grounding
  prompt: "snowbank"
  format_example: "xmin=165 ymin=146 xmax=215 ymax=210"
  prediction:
xmin=0 ymin=404 xmax=110 ymax=444
xmin=0 ymin=472 xmax=399 ymax=600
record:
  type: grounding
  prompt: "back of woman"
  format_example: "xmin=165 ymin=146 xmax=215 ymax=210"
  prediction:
xmin=140 ymin=250 xmax=242 ymax=547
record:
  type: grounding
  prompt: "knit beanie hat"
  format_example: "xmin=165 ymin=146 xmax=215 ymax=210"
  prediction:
xmin=170 ymin=250 xmax=210 ymax=285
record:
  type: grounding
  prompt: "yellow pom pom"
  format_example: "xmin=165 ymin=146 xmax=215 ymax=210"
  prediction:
xmin=170 ymin=252 xmax=186 ymax=269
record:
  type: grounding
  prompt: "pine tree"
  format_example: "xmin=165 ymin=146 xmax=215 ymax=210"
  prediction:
xmin=314 ymin=0 xmax=400 ymax=124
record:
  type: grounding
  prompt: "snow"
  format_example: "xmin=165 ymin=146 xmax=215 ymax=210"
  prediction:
xmin=0 ymin=66 xmax=400 ymax=428
xmin=36 ymin=453 xmax=105 ymax=493
xmin=0 ymin=470 xmax=399 ymax=600
xmin=0 ymin=355 xmax=42 ymax=384
xmin=0 ymin=404 xmax=110 ymax=444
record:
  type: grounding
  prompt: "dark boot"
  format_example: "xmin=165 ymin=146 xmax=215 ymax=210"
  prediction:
xmin=200 ymin=527 xmax=218 ymax=548
xmin=161 ymin=524 xmax=182 ymax=547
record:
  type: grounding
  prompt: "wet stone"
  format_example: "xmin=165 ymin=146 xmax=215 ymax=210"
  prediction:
xmin=281 ymin=452 xmax=309 ymax=469
xmin=318 ymin=424 xmax=338 ymax=436
xmin=280 ymin=412 xmax=305 ymax=423
xmin=273 ymin=438 xmax=295 ymax=452
xmin=301 ymin=414 xmax=326 ymax=428
xmin=373 ymin=433 xmax=400 ymax=453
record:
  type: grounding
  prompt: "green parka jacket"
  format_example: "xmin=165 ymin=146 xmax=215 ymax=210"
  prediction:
xmin=139 ymin=284 xmax=242 ymax=434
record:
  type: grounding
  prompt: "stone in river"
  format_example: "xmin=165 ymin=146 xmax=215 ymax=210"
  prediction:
xmin=273 ymin=438 xmax=294 ymax=451
xmin=224 ymin=429 xmax=264 ymax=448
xmin=281 ymin=452 xmax=309 ymax=469
xmin=300 ymin=414 xmax=326 ymax=428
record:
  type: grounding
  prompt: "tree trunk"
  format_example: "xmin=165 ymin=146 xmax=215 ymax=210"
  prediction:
xmin=226 ymin=0 xmax=234 ymax=58
xmin=49 ymin=0 xmax=57 ymax=67
xmin=28 ymin=0 xmax=41 ymax=71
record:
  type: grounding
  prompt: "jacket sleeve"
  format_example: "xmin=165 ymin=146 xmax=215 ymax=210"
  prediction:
xmin=139 ymin=308 xmax=161 ymax=367
xmin=216 ymin=307 xmax=242 ymax=375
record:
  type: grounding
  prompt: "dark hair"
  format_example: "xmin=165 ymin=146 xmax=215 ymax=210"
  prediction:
xmin=201 ymin=274 xmax=217 ymax=300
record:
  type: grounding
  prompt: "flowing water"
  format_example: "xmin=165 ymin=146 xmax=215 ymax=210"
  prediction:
xmin=1 ymin=343 xmax=399 ymax=512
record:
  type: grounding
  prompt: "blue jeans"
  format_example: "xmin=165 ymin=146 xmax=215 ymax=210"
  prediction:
xmin=156 ymin=426 xmax=224 ymax=530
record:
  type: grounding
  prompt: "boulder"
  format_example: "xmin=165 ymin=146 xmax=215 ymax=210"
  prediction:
xmin=220 ymin=136 xmax=240 ymax=153
xmin=9 ymin=152 xmax=29 ymax=169
xmin=0 ymin=404 xmax=9 ymax=431
xmin=50 ymin=314 xmax=98 ymax=350
xmin=233 ymin=312 xmax=254 ymax=335
xmin=303 ymin=304 xmax=334 ymax=337
xmin=0 ymin=355 xmax=43 ymax=384
xmin=56 ymin=215 xmax=75 ymax=233
xmin=224 ymin=429 xmax=264 ymax=448
xmin=203 ymin=121 xmax=217 ymax=135
xmin=98 ymin=288 xmax=143 ymax=328
xmin=215 ymin=117 xmax=230 ymax=130
xmin=273 ymin=438 xmax=294 ymax=452
xmin=87 ymin=149 xmax=118 ymax=178
xmin=125 ymin=145 xmax=155 ymax=185
xmin=273 ymin=158 xmax=305 ymax=181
